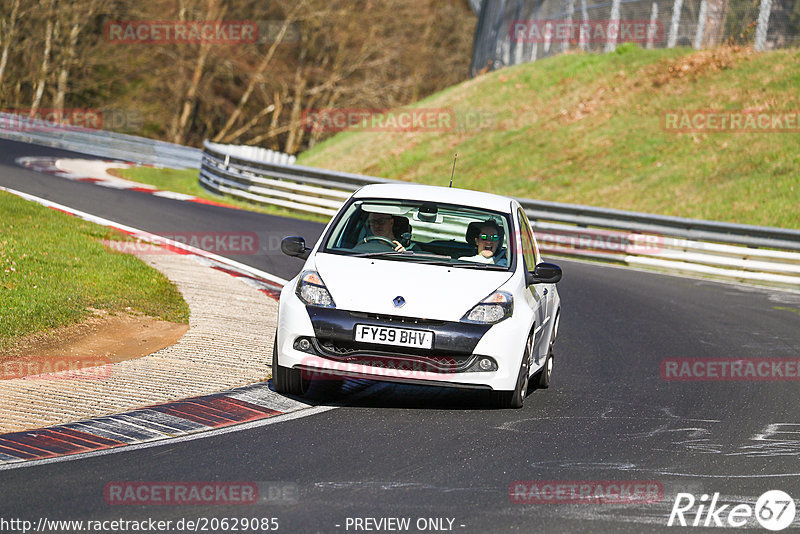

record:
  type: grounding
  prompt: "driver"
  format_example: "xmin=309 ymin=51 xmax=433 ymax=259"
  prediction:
xmin=367 ymin=212 xmax=407 ymax=252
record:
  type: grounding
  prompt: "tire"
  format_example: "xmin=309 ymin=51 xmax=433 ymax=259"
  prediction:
xmin=271 ymin=335 xmax=309 ymax=396
xmin=492 ymin=333 xmax=532 ymax=409
xmin=535 ymin=345 xmax=553 ymax=389
xmin=534 ymin=311 xmax=558 ymax=389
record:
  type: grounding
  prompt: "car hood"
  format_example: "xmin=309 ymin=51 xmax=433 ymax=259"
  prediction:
xmin=313 ymin=253 xmax=513 ymax=322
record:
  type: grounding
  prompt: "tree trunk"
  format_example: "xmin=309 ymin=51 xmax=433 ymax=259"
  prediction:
xmin=170 ymin=42 xmax=211 ymax=144
xmin=283 ymin=74 xmax=307 ymax=154
xmin=31 ymin=18 xmax=55 ymax=115
xmin=212 ymin=0 xmax=307 ymax=143
xmin=0 ymin=0 xmax=21 ymax=94
xmin=54 ymin=1 xmax=98 ymax=114
xmin=54 ymin=22 xmax=81 ymax=113
xmin=169 ymin=0 xmax=224 ymax=144
xmin=702 ymin=0 xmax=729 ymax=47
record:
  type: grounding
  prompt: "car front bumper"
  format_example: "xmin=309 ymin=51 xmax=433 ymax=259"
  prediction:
xmin=276 ymin=291 xmax=527 ymax=391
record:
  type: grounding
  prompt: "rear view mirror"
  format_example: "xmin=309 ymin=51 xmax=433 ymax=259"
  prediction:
xmin=416 ymin=202 xmax=439 ymax=223
xmin=526 ymin=262 xmax=562 ymax=285
xmin=281 ymin=236 xmax=310 ymax=259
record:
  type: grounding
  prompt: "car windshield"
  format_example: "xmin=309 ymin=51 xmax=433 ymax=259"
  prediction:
xmin=323 ymin=199 xmax=513 ymax=270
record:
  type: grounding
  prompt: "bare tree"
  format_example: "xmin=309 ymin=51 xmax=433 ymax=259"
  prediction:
xmin=168 ymin=0 xmax=227 ymax=144
xmin=30 ymin=2 xmax=55 ymax=116
xmin=0 ymin=0 xmax=475 ymax=149
xmin=212 ymin=0 xmax=307 ymax=143
xmin=0 ymin=0 xmax=21 ymax=96
xmin=54 ymin=1 xmax=100 ymax=113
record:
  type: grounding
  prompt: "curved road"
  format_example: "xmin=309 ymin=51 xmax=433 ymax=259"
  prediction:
xmin=1 ymin=138 xmax=799 ymax=533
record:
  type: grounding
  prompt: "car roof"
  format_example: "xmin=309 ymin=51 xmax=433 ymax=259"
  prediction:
xmin=352 ymin=183 xmax=516 ymax=213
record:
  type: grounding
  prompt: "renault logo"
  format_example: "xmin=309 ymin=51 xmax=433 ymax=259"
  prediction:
xmin=393 ymin=296 xmax=405 ymax=308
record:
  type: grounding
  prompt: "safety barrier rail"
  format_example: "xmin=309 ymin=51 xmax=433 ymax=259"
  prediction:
xmin=0 ymin=112 xmax=201 ymax=169
xmin=199 ymin=138 xmax=800 ymax=289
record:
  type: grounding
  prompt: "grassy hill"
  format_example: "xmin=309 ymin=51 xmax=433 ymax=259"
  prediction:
xmin=297 ymin=45 xmax=800 ymax=229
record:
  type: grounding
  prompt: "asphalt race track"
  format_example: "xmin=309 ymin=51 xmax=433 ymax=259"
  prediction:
xmin=1 ymin=138 xmax=799 ymax=533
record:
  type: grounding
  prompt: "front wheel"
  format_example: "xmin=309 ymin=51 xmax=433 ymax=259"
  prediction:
xmin=535 ymin=345 xmax=553 ymax=389
xmin=492 ymin=334 xmax=532 ymax=409
xmin=271 ymin=336 xmax=309 ymax=396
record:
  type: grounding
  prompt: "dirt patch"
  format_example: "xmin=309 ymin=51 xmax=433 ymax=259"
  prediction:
xmin=0 ymin=309 xmax=188 ymax=379
xmin=650 ymin=45 xmax=752 ymax=87
xmin=549 ymin=47 xmax=754 ymax=127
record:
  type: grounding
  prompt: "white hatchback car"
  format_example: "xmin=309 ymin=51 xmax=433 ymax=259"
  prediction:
xmin=273 ymin=183 xmax=562 ymax=408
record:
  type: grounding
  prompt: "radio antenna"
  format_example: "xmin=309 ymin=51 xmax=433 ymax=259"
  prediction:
xmin=449 ymin=153 xmax=458 ymax=188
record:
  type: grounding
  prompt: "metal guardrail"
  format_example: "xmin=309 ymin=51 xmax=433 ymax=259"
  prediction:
xmin=0 ymin=112 xmax=201 ymax=169
xmin=199 ymin=139 xmax=800 ymax=289
xmin=205 ymin=140 xmax=297 ymax=166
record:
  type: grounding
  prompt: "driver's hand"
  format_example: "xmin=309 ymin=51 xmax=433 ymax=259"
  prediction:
xmin=392 ymin=241 xmax=406 ymax=252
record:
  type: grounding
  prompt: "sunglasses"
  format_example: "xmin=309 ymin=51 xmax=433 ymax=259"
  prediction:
xmin=479 ymin=234 xmax=500 ymax=241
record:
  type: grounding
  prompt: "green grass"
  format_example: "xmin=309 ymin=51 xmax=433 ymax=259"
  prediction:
xmin=297 ymin=45 xmax=800 ymax=229
xmin=114 ymin=167 xmax=330 ymax=224
xmin=0 ymin=191 xmax=189 ymax=353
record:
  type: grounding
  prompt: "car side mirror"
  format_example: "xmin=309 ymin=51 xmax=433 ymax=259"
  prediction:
xmin=526 ymin=262 xmax=562 ymax=285
xmin=281 ymin=236 xmax=310 ymax=260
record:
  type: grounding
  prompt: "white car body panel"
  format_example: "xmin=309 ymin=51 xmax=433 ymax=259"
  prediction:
xmin=313 ymin=253 xmax=513 ymax=322
xmin=274 ymin=183 xmax=562 ymax=396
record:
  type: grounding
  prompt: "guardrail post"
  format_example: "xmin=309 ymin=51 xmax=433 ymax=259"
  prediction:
xmin=579 ymin=0 xmax=589 ymax=50
xmin=754 ymin=0 xmax=773 ymax=51
xmin=604 ymin=0 xmax=622 ymax=52
xmin=647 ymin=2 xmax=659 ymax=49
xmin=667 ymin=0 xmax=684 ymax=48
xmin=693 ymin=0 xmax=708 ymax=49
xmin=562 ymin=0 xmax=576 ymax=53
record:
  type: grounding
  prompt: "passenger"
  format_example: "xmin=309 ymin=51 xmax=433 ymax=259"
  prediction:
xmin=461 ymin=220 xmax=507 ymax=266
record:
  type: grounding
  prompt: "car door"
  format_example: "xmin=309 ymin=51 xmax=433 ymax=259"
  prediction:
xmin=517 ymin=208 xmax=548 ymax=366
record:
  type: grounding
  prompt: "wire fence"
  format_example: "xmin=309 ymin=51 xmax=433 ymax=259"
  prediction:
xmin=471 ymin=0 xmax=800 ymax=75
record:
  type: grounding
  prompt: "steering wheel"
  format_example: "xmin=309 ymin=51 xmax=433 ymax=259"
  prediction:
xmin=363 ymin=236 xmax=397 ymax=247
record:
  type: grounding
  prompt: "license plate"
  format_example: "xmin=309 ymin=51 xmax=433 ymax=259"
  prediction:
xmin=354 ymin=324 xmax=433 ymax=349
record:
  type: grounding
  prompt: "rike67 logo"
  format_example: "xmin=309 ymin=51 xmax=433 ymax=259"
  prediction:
xmin=668 ymin=490 xmax=796 ymax=531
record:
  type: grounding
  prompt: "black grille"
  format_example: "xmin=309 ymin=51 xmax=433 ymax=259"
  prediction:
xmin=312 ymin=338 xmax=477 ymax=373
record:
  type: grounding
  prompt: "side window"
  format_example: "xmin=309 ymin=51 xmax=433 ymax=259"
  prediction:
xmin=517 ymin=208 xmax=537 ymax=270
xmin=521 ymin=210 xmax=541 ymax=264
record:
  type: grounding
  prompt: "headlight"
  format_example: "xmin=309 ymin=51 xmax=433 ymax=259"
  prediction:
xmin=296 ymin=270 xmax=336 ymax=308
xmin=462 ymin=291 xmax=513 ymax=324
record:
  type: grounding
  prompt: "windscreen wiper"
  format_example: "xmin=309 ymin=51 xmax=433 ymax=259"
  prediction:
xmin=351 ymin=251 xmax=453 ymax=260
xmin=451 ymin=261 xmax=507 ymax=270
xmin=351 ymin=251 xmax=410 ymax=258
